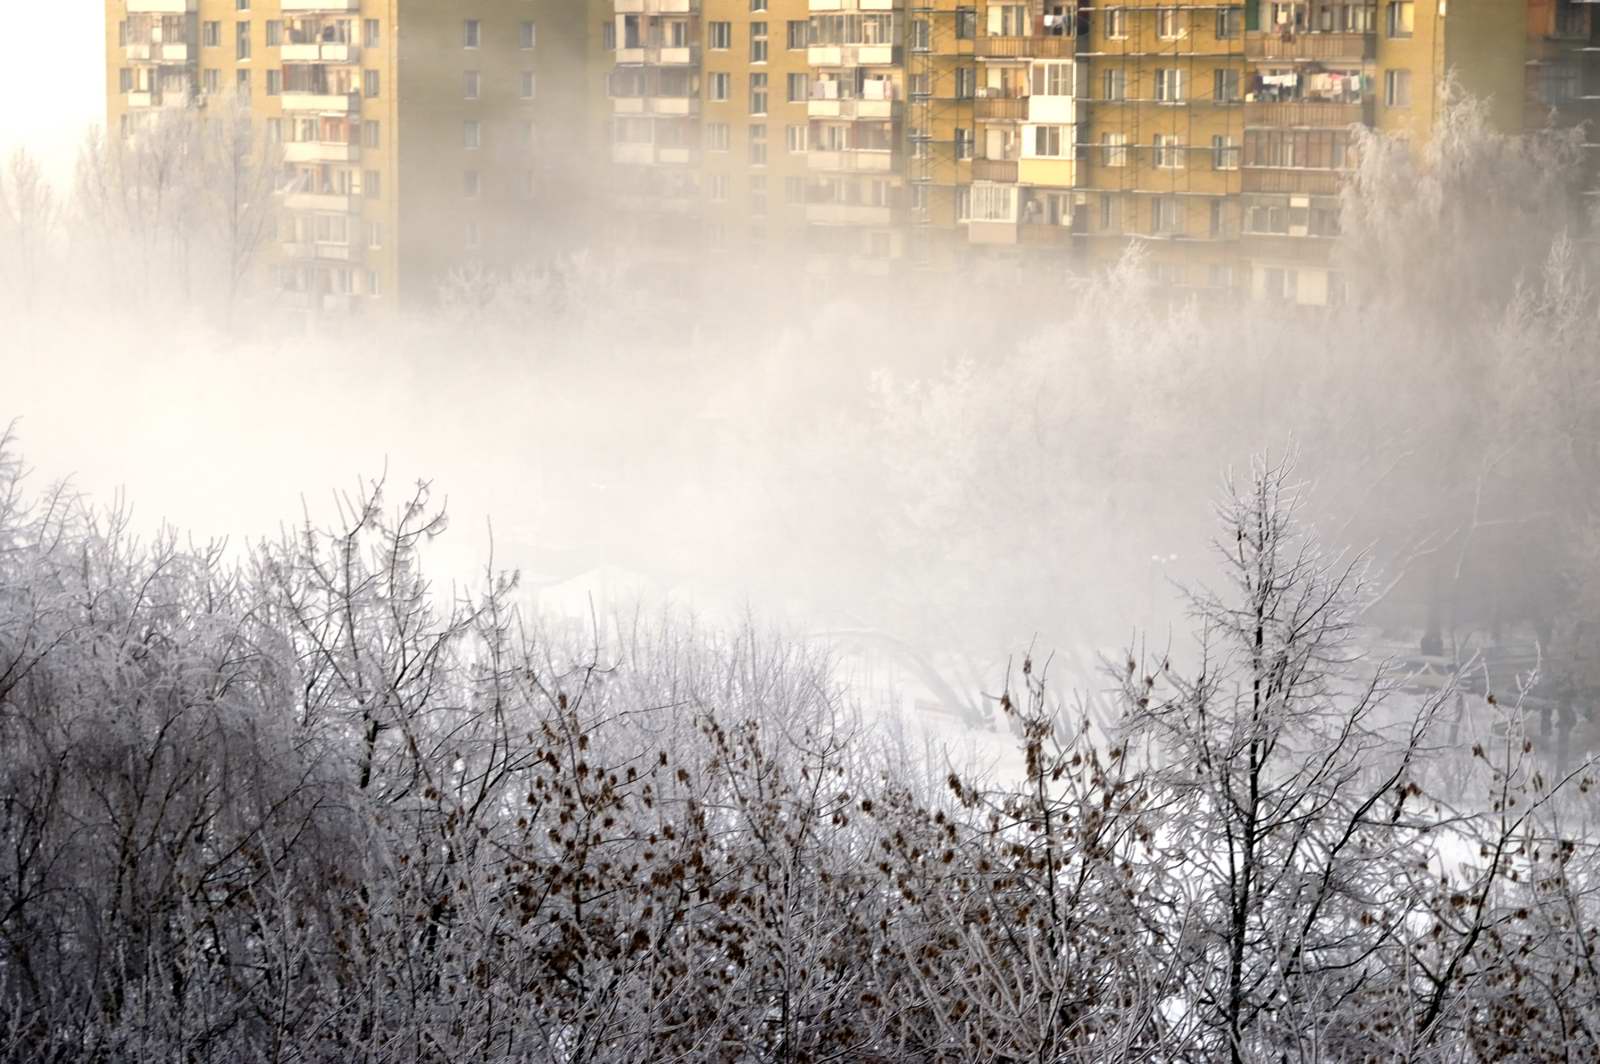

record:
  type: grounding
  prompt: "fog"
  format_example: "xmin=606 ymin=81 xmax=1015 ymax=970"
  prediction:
xmin=5 ymin=46 xmax=1600 ymax=1058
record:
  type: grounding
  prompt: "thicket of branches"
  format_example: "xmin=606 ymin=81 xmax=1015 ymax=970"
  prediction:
xmin=2 ymin=431 xmax=1597 ymax=1064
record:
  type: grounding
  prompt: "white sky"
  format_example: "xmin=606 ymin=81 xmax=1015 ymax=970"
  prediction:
xmin=0 ymin=3 xmax=106 ymax=184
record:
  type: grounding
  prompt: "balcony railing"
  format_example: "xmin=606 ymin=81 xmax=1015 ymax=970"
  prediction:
xmin=1244 ymin=32 xmax=1375 ymax=61
xmin=972 ymin=158 xmax=1019 ymax=182
xmin=1242 ymin=168 xmax=1344 ymax=194
xmin=1245 ymin=100 xmax=1365 ymax=127
xmin=974 ymin=35 xmax=1077 ymax=59
xmin=975 ymin=96 xmax=1028 ymax=120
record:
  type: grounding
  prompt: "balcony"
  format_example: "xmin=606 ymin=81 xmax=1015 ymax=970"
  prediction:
xmin=281 ymin=42 xmax=360 ymax=62
xmin=650 ymin=95 xmax=699 ymax=115
xmin=809 ymin=0 xmax=900 ymax=9
xmin=615 ymin=0 xmax=699 ymax=11
xmin=127 ymin=0 xmax=196 ymax=11
xmin=281 ymin=0 xmax=361 ymax=11
xmin=807 ymin=149 xmax=896 ymax=172
xmin=1017 ymin=157 xmax=1078 ymax=188
xmin=972 ymin=158 xmax=1019 ymax=182
xmin=614 ymin=44 xmax=701 ymax=65
xmin=283 ymin=141 xmax=359 ymax=162
xmin=1245 ymin=100 xmax=1365 ymax=127
xmin=283 ymin=191 xmax=354 ymax=212
xmin=126 ymin=90 xmax=189 ymax=109
xmin=808 ymin=44 xmax=900 ymax=67
xmin=1243 ymin=32 xmax=1375 ymax=62
xmin=974 ymin=35 xmax=1078 ymax=59
xmin=975 ymin=96 xmax=1027 ymax=120
xmin=283 ymin=242 xmax=360 ymax=262
xmin=1242 ymin=169 xmax=1344 ymax=195
xmin=280 ymin=91 xmax=359 ymax=112
xmin=611 ymin=142 xmax=657 ymax=165
xmin=806 ymin=203 xmax=895 ymax=225
xmin=968 ymin=219 xmax=1019 ymax=245
xmin=808 ymin=97 xmax=899 ymax=120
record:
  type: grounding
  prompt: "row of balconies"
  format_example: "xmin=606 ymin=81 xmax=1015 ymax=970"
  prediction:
xmin=614 ymin=0 xmax=698 ymax=13
xmin=809 ymin=44 xmax=899 ymax=68
xmin=611 ymin=143 xmax=698 ymax=166
xmin=127 ymin=0 xmax=358 ymax=10
xmin=125 ymin=42 xmax=357 ymax=63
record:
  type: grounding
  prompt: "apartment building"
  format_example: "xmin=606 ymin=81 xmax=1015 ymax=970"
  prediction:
xmin=599 ymin=0 xmax=1574 ymax=298
xmin=606 ymin=0 xmax=816 ymax=255
xmin=107 ymin=0 xmax=597 ymax=311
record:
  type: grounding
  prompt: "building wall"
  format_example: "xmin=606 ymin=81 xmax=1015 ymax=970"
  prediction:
xmin=107 ymin=0 xmax=594 ymax=313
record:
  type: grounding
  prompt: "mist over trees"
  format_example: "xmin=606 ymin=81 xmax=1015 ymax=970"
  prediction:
xmin=4 ymin=90 xmax=1600 ymax=1059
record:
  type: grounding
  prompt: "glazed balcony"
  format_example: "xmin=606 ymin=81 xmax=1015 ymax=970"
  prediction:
xmin=281 ymin=0 xmax=361 ymax=11
xmin=614 ymin=0 xmax=699 ymax=12
xmin=127 ymin=0 xmax=196 ymax=11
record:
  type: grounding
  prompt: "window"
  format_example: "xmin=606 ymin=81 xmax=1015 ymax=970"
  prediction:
xmin=1100 ymin=194 xmax=1117 ymax=232
xmin=709 ymin=22 xmax=732 ymax=49
xmin=203 ymin=68 xmax=220 ymax=95
xmin=463 ymin=70 xmax=479 ymax=99
xmin=706 ymin=122 xmax=731 ymax=151
xmin=603 ymin=21 xmax=616 ymax=50
xmin=788 ymin=20 xmax=807 ymax=48
xmin=1262 ymin=266 xmax=1298 ymax=302
xmin=464 ymin=171 xmax=481 ymax=199
xmin=364 ymin=170 xmax=381 ymax=198
xmin=1212 ymin=134 xmax=1239 ymax=169
xmin=786 ymin=124 xmax=807 ymax=152
xmin=520 ymin=21 xmax=536 ymax=49
xmin=1101 ymin=132 xmax=1128 ymax=167
xmin=265 ymin=20 xmax=281 ymax=46
xmin=1216 ymin=7 xmax=1241 ymax=37
xmin=1210 ymin=199 xmax=1225 ymax=237
xmin=750 ymin=174 xmax=768 ymax=215
xmin=364 ymin=70 xmax=380 ymax=98
xmin=1156 ymin=68 xmax=1184 ymax=102
xmin=119 ymin=68 xmax=133 ymax=93
xmin=362 ymin=120 xmax=380 ymax=148
xmin=749 ymin=123 xmax=768 ymax=165
xmin=788 ymin=73 xmax=808 ymax=102
xmin=990 ymin=4 xmax=1029 ymax=35
xmin=710 ymin=72 xmax=730 ymax=101
xmin=1214 ymin=68 xmax=1240 ymax=102
xmin=1156 ymin=8 xmax=1181 ymax=38
xmin=912 ymin=18 xmax=932 ymax=51
xmin=1152 ymin=196 xmax=1182 ymax=235
xmin=1033 ymin=61 xmax=1074 ymax=97
xmin=266 ymin=69 xmax=281 ymax=95
xmin=463 ymin=120 xmax=481 ymax=149
xmin=1384 ymin=68 xmax=1412 ymax=107
xmin=957 ymin=7 xmax=977 ymax=38
xmin=235 ymin=21 xmax=251 ymax=60
xmin=521 ymin=72 xmax=537 ymax=99
xmin=750 ymin=22 xmax=768 ymax=62
xmin=521 ymin=121 xmax=537 ymax=148
xmin=1154 ymin=133 xmax=1184 ymax=168
xmin=955 ymin=127 xmax=973 ymax=160
xmin=750 ymin=73 xmax=768 ymax=114
xmin=956 ymin=67 xmax=976 ymax=99
xmin=203 ymin=21 xmax=220 ymax=47
xmin=364 ymin=19 xmax=380 ymax=47
xmin=751 ymin=0 xmax=767 ymax=10
xmin=1032 ymin=125 xmax=1063 ymax=156
xmin=266 ymin=117 xmax=282 ymax=143
xmin=463 ymin=19 xmax=480 ymax=48
xmin=236 ymin=68 xmax=250 ymax=97
xmin=465 ymin=222 xmax=480 ymax=250
xmin=709 ymin=174 xmax=729 ymax=201
xmin=784 ymin=175 xmax=805 ymax=203
xmin=1106 ymin=9 xmax=1128 ymax=38
xmin=1386 ymin=1 xmax=1413 ymax=37
xmin=1102 ymin=68 xmax=1126 ymax=100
